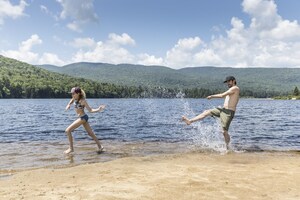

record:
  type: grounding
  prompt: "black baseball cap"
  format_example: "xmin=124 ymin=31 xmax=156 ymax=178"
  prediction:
xmin=223 ymin=76 xmax=236 ymax=83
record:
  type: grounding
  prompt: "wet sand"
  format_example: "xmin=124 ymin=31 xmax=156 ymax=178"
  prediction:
xmin=0 ymin=152 xmax=299 ymax=200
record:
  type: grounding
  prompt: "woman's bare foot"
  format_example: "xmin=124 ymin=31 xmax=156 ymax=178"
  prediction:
xmin=182 ymin=116 xmax=191 ymax=125
xmin=97 ymin=146 xmax=105 ymax=154
xmin=64 ymin=148 xmax=74 ymax=154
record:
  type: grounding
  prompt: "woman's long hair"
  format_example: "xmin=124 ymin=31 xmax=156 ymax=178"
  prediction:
xmin=78 ymin=89 xmax=86 ymax=101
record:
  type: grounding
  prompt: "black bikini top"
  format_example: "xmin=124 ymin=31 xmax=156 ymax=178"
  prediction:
xmin=74 ymin=100 xmax=85 ymax=109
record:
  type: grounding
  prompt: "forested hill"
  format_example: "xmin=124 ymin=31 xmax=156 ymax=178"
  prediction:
xmin=0 ymin=55 xmax=177 ymax=98
xmin=38 ymin=62 xmax=300 ymax=97
xmin=1 ymin=54 xmax=299 ymax=98
xmin=39 ymin=62 xmax=192 ymax=88
xmin=178 ymin=67 xmax=300 ymax=92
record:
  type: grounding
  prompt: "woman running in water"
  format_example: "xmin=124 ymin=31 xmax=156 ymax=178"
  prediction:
xmin=64 ymin=87 xmax=106 ymax=154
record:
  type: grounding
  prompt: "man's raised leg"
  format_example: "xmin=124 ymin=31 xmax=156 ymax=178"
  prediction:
xmin=182 ymin=110 xmax=212 ymax=125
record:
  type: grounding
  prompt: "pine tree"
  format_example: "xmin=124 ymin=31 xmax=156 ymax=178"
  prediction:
xmin=293 ymin=86 xmax=299 ymax=96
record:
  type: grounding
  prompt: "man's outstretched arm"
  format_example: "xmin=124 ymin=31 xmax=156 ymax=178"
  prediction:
xmin=207 ymin=87 xmax=236 ymax=99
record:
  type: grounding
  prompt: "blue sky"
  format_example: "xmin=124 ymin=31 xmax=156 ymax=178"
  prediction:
xmin=1 ymin=0 xmax=300 ymax=68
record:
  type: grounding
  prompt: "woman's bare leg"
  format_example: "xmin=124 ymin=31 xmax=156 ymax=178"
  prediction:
xmin=64 ymin=118 xmax=85 ymax=154
xmin=83 ymin=122 xmax=104 ymax=153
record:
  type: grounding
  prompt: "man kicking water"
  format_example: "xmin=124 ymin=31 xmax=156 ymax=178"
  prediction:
xmin=182 ymin=76 xmax=240 ymax=150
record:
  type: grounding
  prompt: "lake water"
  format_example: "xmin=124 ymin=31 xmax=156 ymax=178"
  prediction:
xmin=0 ymin=98 xmax=299 ymax=171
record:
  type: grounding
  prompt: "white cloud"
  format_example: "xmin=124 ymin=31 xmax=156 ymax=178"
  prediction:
xmin=67 ymin=22 xmax=81 ymax=32
xmin=242 ymin=0 xmax=280 ymax=31
xmin=194 ymin=49 xmax=223 ymax=66
xmin=69 ymin=5 xmax=300 ymax=69
xmin=1 ymin=34 xmax=42 ymax=63
xmin=108 ymin=33 xmax=136 ymax=46
xmin=137 ymin=54 xmax=164 ymax=66
xmin=19 ymin=34 xmax=42 ymax=52
xmin=56 ymin=0 xmax=98 ymax=32
xmin=72 ymin=44 xmax=134 ymax=64
xmin=268 ymin=19 xmax=300 ymax=41
xmin=40 ymin=4 xmax=59 ymax=21
xmin=0 ymin=0 xmax=28 ymax=24
xmin=72 ymin=33 xmax=135 ymax=64
xmin=1 ymin=34 xmax=65 ymax=66
xmin=40 ymin=5 xmax=49 ymax=14
xmin=70 ymin=37 xmax=96 ymax=49
xmin=39 ymin=53 xmax=65 ymax=66
xmin=163 ymin=0 xmax=300 ymax=68
xmin=165 ymin=37 xmax=203 ymax=68
xmin=70 ymin=34 xmax=166 ymax=66
xmin=4 ymin=0 xmax=300 ymax=68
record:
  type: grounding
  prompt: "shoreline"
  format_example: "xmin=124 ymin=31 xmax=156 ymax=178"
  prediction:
xmin=1 ymin=142 xmax=299 ymax=173
xmin=1 ymin=151 xmax=299 ymax=200
xmin=1 ymin=140 xmax=299 ymax=174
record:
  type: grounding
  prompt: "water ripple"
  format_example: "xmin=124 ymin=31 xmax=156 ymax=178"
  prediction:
xmin=0 ymin=98 xmax=299 ymax=170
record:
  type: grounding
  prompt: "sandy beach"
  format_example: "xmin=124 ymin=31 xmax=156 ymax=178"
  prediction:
xmin=0 ymin=152 xmax=299 ymax=200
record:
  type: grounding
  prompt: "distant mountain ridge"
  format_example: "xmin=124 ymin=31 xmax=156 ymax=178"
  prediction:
xmin=37 ymin=62 xmax=300 ymax=96
xmin=0 ymin=55 xmax=172 ymax=98
xmin=39 ymin=62 xmax=193 ymax=88
xmin=1 ymin=53 xmax=298 ymax=99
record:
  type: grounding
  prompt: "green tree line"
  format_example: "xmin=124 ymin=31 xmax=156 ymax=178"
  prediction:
xmin=0 ymin=55 xmax=292 ymax=99
xmin=0 ymin=55 xmax=215 ymax=99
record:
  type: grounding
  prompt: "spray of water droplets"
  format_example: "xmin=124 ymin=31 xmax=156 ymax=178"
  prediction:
xmin=177 ymin=91 xmax=227 ymax=153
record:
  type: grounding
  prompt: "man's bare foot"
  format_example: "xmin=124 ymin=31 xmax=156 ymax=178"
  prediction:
xmin=64 ymin=148 xmax=74 ymax=154
xmin=182 ymin=116 xmax=191 ymax=125
xmin=226 ymin=143 xmax=232 ymax=151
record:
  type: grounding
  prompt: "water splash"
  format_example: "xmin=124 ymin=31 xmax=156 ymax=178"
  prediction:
xmin=177 ymin=91 xmax=226 ymax=152
xmin=176 ymin=91 xmax=195 ymax=116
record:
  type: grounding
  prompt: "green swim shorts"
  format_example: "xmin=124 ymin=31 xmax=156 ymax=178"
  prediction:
xmin=210 ymin=107 xmax=235 ymax=131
